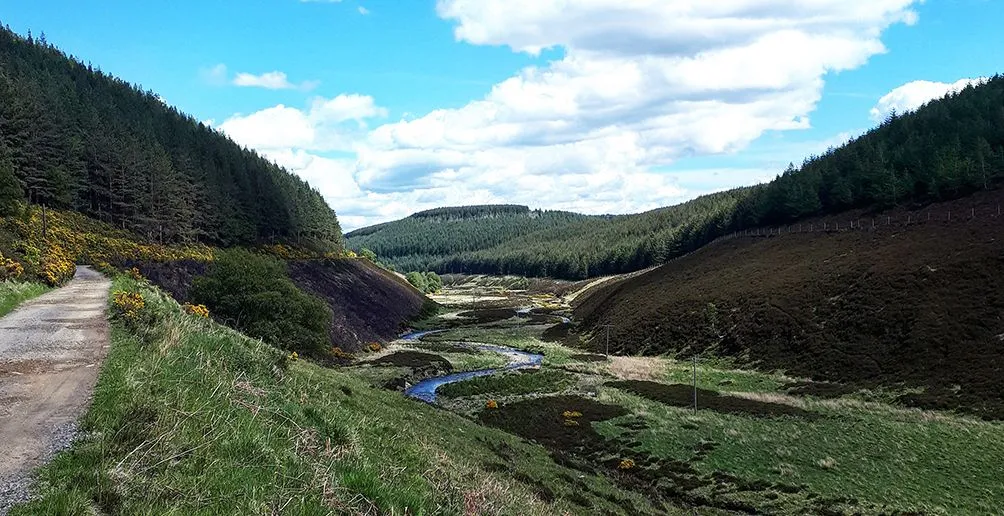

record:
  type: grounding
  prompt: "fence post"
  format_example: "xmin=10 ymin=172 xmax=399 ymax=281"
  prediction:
xmin=948 ymin=211 xmax=952 ymax=221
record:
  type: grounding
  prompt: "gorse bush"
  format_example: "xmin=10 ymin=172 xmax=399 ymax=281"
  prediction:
xmin=190 ymin=248 xmax=332 ymax=355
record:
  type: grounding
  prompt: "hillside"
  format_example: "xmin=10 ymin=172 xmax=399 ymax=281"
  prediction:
xmin=347 ymin=191 xmax=746 ymax=278
xmin=346 ymin=204 xmax=595 ymax=273
xmin=0 ymin=26 xmax=340 ymax=248
xmin=349 ymin=76 xmax=1004 ymax=280
xmin=573 ymin=189 xmax=1004 ymax=419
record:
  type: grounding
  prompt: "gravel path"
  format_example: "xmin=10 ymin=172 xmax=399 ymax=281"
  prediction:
xmin=0 ymin=267 xmax=111 ymax=512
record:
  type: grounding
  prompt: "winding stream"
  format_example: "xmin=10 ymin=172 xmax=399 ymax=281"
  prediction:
xmin=401 ymin=331 xmax=545 ymax=403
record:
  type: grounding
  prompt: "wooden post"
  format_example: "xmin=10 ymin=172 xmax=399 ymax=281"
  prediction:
xmin=693 ymin=355 xmax=698 ymax=414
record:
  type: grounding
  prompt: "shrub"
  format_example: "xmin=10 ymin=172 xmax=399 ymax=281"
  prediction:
xmin=190 ymin=249 xmax=333 ymax=356
xmin=182 ymin=303 xmax=210 ymax=318
xmin=0 ymin=252 xmax=23 ymax=280
xmin=112 ymin=290 xmax=145 ymax=321
xmin=423 ymin=272 xmax=442 ymax=293
xmin=367 ymin=342 xmax=382 ymax=353
xmin=485 ymin=399 xmax=498 ymax=410
xmin=127 ymin=267 xmax=144 ymax=282
xmin=617 ymin=459 xmax=635 ymax=470
xmin=405 ymin=271 xmax=427 ymax=292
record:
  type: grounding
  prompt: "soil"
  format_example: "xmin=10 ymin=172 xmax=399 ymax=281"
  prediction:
xmin=570 ymin=353 xmax=608 ymax=363
xmin=131 ymin=260 xmax=207 ymax=301
xmin=608 ymin=380 xmax=819 ymax=419
xmin=541 ymin=323 xmax=583 ymax=347
xmin=0 ymin=267 xmax=111 ymax=512
xmin=784 ymin=381 xmax=860 ymax=399
xmin=456 ymin=308 xmax=517 ymax=324
xmin=575 ymin=189 xmax=1004 ymax=419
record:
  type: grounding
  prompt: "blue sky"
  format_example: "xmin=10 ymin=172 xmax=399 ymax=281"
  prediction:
xmin=3 ymin=0 xmax=1001 ymax=230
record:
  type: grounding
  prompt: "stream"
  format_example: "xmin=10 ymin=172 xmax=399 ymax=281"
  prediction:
xmin=401 ymin=330 xmax=545 ymax=404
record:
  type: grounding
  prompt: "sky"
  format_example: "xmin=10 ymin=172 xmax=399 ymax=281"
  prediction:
xmin=2 ymin=0 xmax=1001 ymax=231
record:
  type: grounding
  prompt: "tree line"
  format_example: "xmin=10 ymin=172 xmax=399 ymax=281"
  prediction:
xmin=348 ymin=76 xmax=1004 ymax=280
xmin=0 ymin=25 xmax=342 ymax=249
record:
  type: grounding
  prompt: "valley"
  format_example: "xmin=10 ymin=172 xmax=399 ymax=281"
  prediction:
xmin=340 ymin=278 xmax=1004 ymax=514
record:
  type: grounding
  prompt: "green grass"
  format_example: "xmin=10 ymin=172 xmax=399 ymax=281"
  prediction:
xmin=13 ymin=277 xmax=666 ymax=515
xmin=665 ymin=358 xmax=789 ymax=393
xmin=596 ymin=386 xmax=1004 ymax=514
xmin=0 ymin=280 xmax=49 ymax=318
xmin=425 ymin=327 xmax=576 ymax=366
xmin=439 ymin=369 xmax=575 ymax=398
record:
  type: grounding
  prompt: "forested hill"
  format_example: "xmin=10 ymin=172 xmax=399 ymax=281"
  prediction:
xmin=349 ymin=76 xmax=1004 ymax=279
xmin=0 ymin=26 xmax=341 ymax=248
xmin=345 ymin=205 xmax=595 ymax=271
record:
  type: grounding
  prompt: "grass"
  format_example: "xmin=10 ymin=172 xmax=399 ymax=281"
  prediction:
xmin=425 ymin=326 xmax=576 ymax=366
xmin=439 ymin=369 xmax=575 ymax=399
xmin=596 ymin=385 xmax=1004 ymax=514
xmin=0 ymin=280 xmax=49 ymax=318
xmin=664 ymin=357 xmax=789 ymax=393
xmin=12 ymin=277 xmax=665 ymax=515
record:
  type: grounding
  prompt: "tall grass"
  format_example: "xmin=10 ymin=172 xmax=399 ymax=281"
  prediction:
xmin=12 ymin=277 xmax=658 ymax=515
xmin=0 ymin=280 xmax=49 ymax=317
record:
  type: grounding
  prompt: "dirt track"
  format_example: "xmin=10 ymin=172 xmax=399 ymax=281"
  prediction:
xmin=0 ymin=267 xmax=110 ymax=510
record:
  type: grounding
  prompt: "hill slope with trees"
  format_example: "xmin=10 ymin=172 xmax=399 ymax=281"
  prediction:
xmin=0 ymin=25 xmax=341 ymax=248
xmin=349 ymin=76 xmax=1004 ymax=279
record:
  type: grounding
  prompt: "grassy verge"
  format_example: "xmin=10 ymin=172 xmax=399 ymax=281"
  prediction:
xmin=13 ymin=277 xmax=664 ymax=515
xmin=0 ymin=280 xmax=49 ymax=318
xmin=439 ymin=369 xmax=576 ymax=399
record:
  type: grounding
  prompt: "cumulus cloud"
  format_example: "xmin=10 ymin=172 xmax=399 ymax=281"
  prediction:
xmin=870 ymin=78 xmax=987 ymax=121
xmin=219 ymin=94 xmax=387 ymax=153
xmin=223 ymin=1 xmax=922 ymax=230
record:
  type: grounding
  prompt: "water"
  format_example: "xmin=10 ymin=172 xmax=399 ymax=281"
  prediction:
xmin=404 ymin=341 xmax=544 ymax=403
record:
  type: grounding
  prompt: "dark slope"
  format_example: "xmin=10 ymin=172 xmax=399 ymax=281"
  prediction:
xmin=574 ymin=189 xmax=1004 ymax=419
xmin=348 ymin=76 xmax=1004 ymax=280
xmin=138 ymin=258 xmax=431 ymax=351
xmin=0 ymin=26 xmax=340 ymax=248
xmin=288 ymin=259 xmax=433 ymax=350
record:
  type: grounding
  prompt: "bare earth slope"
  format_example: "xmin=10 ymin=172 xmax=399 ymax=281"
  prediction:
xmin=0 ymin=267 xmax=111 ymax=511
xmin=288 ymin=259 xmax=432 ymax=350
xmin=575 ymin=190 xmax=1004 ymax=419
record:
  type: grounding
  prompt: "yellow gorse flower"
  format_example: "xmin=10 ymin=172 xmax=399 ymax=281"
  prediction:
xmin=182 ymin=303 xmax=210 ymax=318
xmin=112 ymin=290 xmax=145 ymax=320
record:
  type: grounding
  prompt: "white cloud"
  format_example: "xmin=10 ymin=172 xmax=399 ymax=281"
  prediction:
xmin=223 ymin=1 xmax=922 ymax=230
xmin=219 ymin=94 xmax=387 ymax=153
xmin=870 ymin=78 xmax=987 ymax=121
xmin=233 ymin=71 xmax=319 ymax=91
xmin=358 ymin=6 xmax=370 ymax=15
